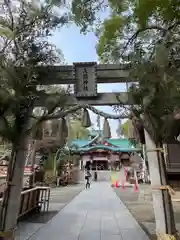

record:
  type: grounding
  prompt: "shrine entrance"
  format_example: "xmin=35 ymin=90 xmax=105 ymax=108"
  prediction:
xmin=66 ymin=130 xmax=142 ymax=182
xmin=36 ymin=62 xmax=145 ymax=184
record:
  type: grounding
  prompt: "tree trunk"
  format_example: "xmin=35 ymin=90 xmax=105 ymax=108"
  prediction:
xmin=0 ymin=105 xmax=32 ymax=240
xmin=0 ymin=143 xmax=28 ymax=240
xmin=53 ymin=153 xmax=57 ymax=179
xmin=144 ymin=130 xmax=177 ymax=239
xmin=142 ymin=144 xmax=148 ymax=182
xmin=29 ymin=140 xmax=37 ymax=188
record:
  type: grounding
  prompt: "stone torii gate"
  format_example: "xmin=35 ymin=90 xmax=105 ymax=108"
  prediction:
xmin=34 ymin=61 xmax=175 ymax=239
xmin=35 ymin=62 xmax=133 ymax=107
xmin=33 ymin=62 xmax=132 ymax=177
xmin=0 ymin=61 xmax=175 ymax=240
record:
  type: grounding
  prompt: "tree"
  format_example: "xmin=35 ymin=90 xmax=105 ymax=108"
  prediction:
xmin=68 ymin=119 xmax=89 ymax=140
xmin=36 ymin=112 xmax=89 ymax=178
xmin=97 ymin=8 xmax=180 ymax=240
xmin=71 ymin=0 xmax=180 ymax=238
xmin=0 ymin=1 xmax=70 ymax=238
xmin=119 ymin=120 xmax=129 ymax=138
xmin=71 ymin=0 xmax=180 ymax=65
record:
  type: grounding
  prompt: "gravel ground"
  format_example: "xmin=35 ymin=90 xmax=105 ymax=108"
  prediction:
xmin=114 ymin=184 xmax=180 ymax=240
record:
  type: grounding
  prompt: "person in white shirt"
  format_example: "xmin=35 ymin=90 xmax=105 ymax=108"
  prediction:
xmin=85 ymin=170 xmax=91 ymax=189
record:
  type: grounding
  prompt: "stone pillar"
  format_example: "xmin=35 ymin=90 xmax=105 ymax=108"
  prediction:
xmin=144 ymin=130 xmax=166 ymax=233
xmin=78 ymin=158 xmax=81 ymax=170
xmin=142 ymin=144 xmax=148 ymax=182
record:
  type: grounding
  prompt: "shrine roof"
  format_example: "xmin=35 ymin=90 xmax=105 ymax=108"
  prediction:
xmin=71 ymin=145 xmax=141 ymax=153
xmin=69 ymin=132 xmax=100 ymax=148
xmin=70 ymin=140 xmax=90 ymax=148
xmin=105 ymin=138 xmax=133 ymax=148
xmin=69 ymin=138 xmax=141 ymax=153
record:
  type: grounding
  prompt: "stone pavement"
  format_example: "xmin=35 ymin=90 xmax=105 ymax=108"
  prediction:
xmin=16 ymin=184 xmax=84 ymax=240
xmin=115 ymin=184 xmax=180 ymax=238
xmin=24 ymin=182 xmax=150 ymax=240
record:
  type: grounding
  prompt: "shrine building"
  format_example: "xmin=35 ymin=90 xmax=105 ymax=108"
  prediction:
xmin=69 ymin=130 xmax=141 ymax=181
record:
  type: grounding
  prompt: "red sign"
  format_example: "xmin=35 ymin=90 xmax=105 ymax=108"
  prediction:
xmin=24 ymin=166 xmax=36 ymax=173
xmin=0 ymin=166 xmax=34 ymax=177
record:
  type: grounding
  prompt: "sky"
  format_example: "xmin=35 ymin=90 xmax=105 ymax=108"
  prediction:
xmin=50 ymin=24 xmax=127 ymax=138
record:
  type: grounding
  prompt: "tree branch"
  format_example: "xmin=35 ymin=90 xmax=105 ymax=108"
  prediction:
xmin=121 ymin=26 xmax=167 ymax=57
xmin=121 ymin=21 xmax=180 ymax=58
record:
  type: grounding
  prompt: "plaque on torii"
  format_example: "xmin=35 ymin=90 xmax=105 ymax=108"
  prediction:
xmin=73 ymin=62 xmax=97 ymax=98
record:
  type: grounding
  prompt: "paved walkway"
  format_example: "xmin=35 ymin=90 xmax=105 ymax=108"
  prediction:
xmin=16 ymin=185 xmax=84 ymax=240
xmin=27 ymin=182 xmax=150 ymax=240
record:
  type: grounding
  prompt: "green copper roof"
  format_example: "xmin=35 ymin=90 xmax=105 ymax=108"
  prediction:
xmin=70 ymin=140 xmax=90 ymax=148
xmin=70 ymin=138 xmax=134 ymax=148
xmin=106 ymin=138 xmax=134 ymax=148
xmin=70 ymin=134 xmax=99 ymax=148
xmin=71 ymin=145 xmax=141 ymax=153
xmin=69 ymin=138 xmax=141 ymax=153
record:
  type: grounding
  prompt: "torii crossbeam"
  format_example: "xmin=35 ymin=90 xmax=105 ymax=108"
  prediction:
xmin=36 ymin=62 xmax=135 ymax=106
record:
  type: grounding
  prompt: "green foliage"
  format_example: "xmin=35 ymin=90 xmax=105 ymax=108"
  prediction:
xmin=128 ymin=67 xmax=180 ymax=142
xmin=71 ymin=0 xmax=132 ymax=32
xmin=97 ymin=15 xmax=123 ymax=62
xmin=121 ymin=120 xmax=129 ymax=138
xmin=0 ymin=0 xmax=70 ymax=143
xmin=108 ymin=0 xmax=131 ymax=14
xmin=0 ymin=26 xmax=13 ymax=39
xmin=71 ymin=0 xmax=180 ymax=143
xmin=68 ymin=120 xmax=89 ymax=141
xmin=71 ymin=0 xmax=107 ymax=32
xmin=72 ymin=0 xmax=180 ymax=63
xmin=72 ymin=0 xmax=180 ymax=30
xmin=134 ymin=0 xmax=180 ymax=27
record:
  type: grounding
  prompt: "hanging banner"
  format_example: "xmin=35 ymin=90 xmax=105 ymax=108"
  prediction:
xmin=73 ymin=62 xmax=97 ymax=98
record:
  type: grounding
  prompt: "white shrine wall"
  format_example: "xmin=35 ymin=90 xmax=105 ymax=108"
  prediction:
xmin=77 ymin=152 xmax=132 ymax=182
